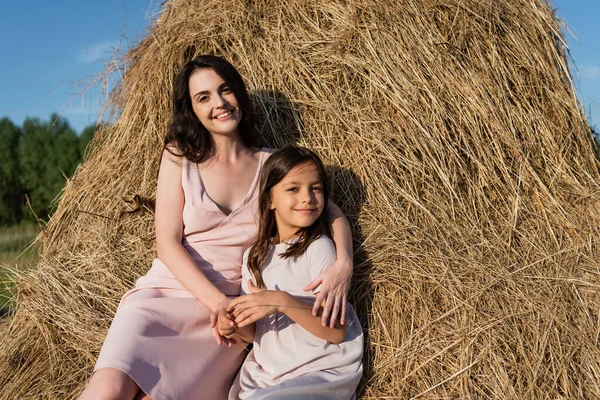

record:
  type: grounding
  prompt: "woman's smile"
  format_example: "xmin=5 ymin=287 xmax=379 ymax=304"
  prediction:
xmin=214 ymin=110 xmax=233 ymax=120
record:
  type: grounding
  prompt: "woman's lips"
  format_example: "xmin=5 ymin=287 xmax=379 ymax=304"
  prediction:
xmin=214 ymin=110 xmax=233 ymax=120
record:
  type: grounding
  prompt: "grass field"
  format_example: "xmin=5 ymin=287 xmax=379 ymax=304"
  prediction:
xmin=0 ymin=224 xmax=39 ymax=316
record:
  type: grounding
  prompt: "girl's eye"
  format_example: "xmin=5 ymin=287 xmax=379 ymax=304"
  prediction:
xmin=312 ymin=186 xmax=323 ymax=192
xmin=222 ymin=86 xmax=232 ymax=94
xmin=287 ymin=187 xmax=299 ymax=192
xmin=198 ymin=96 xmax=208 ymax=103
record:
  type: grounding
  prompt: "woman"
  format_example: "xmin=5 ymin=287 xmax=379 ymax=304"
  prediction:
xmin=78 ymin=55 xmax=354 ymax=400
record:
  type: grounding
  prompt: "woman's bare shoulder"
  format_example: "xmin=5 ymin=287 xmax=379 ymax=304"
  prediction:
xmin=162 ymin=144 xmax=185 ymax=166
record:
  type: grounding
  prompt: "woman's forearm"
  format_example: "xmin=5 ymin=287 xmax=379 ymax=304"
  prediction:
xmin=277 ymin=292 xmax=346 ymax=344
xmin=157 ymin=240 xmax=228 ymax=312
xmin=327 ymin=200 xmax=353 ymax=265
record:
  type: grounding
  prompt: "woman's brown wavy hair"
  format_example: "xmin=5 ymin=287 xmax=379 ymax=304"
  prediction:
xmin=247 ymin=145 xmax=332 ymax=288
xmin=164 ymin=55 xmax=257 ymax=163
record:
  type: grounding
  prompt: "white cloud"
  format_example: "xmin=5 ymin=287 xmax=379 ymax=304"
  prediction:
xmin=77 ymin=41 xmax=119 ymax=64
xmin=582 ymin=65 xmax=600 ymax=79
xmin=61 ymin=107 xmax=96 ymax=116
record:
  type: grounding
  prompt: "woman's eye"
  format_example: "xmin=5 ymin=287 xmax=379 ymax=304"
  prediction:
xmin=222 ymin=86 xmax=232 ymax=94
xmin=312 ymin=186 xmax=323 ymax=192
xmin=287 ymin=187 xmax=298 ymax=192
xmin=198 ymin=96 xmax=208 ymax=102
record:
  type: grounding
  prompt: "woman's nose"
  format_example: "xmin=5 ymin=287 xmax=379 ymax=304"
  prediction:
xmin=213 ymin=94 xmax=227 ymax=108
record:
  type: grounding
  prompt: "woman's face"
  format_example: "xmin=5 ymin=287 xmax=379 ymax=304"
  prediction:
xmin=188 ymin=68 xmax=242 ymax=137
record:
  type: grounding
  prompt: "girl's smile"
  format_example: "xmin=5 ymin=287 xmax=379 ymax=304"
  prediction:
xmin=293 ymin=208 xmax=317 ymax=214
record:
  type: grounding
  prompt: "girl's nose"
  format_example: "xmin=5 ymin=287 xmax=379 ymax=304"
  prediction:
xmin=302 ymin=189 xmax=316 ymax=204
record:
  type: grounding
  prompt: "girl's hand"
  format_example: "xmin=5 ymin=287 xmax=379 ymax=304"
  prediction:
xmin=217 ymin=309 xmax=237 ymax=340
xmin=210 ymin=310 xmax=237 ymax=347
xmin=227 ymin=281 xmax=283 ymax=327
xmin=304 ymin=256 xmax=352 ymax=328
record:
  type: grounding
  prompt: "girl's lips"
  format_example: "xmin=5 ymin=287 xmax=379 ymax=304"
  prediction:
xmin=294 ymin=209 xmax=317 ymax=214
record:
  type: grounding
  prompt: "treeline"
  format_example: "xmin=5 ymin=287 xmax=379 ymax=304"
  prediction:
xmin=0 ymin=114 xmax=98 ymax=226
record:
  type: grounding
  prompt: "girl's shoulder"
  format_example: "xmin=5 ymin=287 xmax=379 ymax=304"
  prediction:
xmin=307 ymin=235 xmax=335 ymax=250
xmin=305 ymin=235 xmax=336 ymax=262
xmin=262 ymin=147 xmax=277 ymax=157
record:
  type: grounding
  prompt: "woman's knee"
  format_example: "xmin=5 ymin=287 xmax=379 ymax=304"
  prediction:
xmin=78 ymin=368 xmax=139 ymax=400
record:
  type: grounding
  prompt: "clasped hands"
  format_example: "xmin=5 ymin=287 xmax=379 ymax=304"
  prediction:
xmin=211 ymin=281 xmax=278 ymax=346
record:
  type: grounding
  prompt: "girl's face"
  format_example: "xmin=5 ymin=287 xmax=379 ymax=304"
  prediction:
xmin=269 ymin=161 xmax=325 ymax=242
xmin=188 ymin=68 xmax=242 ymax=137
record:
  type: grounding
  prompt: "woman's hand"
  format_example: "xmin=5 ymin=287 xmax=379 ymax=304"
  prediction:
xmin=304 ymin=256 xmax=352 ymax=328
xmin=227 ymin=281 xmax=283 ymax=328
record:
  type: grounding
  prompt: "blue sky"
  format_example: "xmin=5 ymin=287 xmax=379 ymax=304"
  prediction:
xmin=0 ymin=1 xmax=158 ymax=132
xmin=0 ymin=1 xmax=598 ymax=133
xmin=553 ymin=0 xmax=600 ymax=128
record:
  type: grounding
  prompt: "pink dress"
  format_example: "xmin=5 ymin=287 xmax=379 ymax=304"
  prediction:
xmin=94 ymin=148 xmax=269 ymax=400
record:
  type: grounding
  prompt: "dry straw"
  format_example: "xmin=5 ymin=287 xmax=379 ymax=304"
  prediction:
xmin=1 ymin=0 xmax=599 ymax=398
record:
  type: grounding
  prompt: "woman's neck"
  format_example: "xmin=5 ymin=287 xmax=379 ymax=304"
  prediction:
xmin=210 ymin=132 xmax=249 ymax=163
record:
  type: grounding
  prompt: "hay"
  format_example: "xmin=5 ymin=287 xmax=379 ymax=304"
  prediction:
xmin=1 ymin=0 xmax=599 ymax=398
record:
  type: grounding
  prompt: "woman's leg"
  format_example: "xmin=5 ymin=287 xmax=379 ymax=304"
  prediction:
xmin=77 ymin=368 xmax=140 ymax=400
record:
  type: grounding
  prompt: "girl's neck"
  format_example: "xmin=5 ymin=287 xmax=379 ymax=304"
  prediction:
xmin=275 ymin=228 xmax=300 ymax=244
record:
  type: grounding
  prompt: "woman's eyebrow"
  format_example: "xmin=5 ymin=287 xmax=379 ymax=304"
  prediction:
xmin=192 ymin=84 xmax=228 ymax=98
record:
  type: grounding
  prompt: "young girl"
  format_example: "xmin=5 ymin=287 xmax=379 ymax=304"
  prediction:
xmin=219 ymin=146 xmax=364 ymax=399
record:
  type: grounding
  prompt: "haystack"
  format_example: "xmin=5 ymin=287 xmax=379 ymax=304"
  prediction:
xmin=1 ymin=0 xmax=599 ymax=398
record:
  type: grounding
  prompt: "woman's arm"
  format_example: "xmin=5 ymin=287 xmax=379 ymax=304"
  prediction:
xmin=304 ymin=200 xmax=353 ymax=327
xmin=155 ymin=149 xmax=228 ymax=313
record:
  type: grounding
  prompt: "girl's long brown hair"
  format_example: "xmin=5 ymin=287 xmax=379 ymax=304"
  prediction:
xmin=247 ymin=146 xmax=332 ymax=288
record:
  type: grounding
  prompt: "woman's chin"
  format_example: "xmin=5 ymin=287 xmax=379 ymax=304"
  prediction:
xmin=208 ymin=124 xmax=241 ymax=137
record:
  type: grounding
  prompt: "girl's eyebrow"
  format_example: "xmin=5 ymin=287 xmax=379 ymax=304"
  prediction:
xmin=284 ymin=180 xmax=322 ymax=185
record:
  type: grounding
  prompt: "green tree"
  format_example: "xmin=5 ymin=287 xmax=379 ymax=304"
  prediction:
xmin=0 ymin=118 xmax=23 ymax=225
xmin=18 ymin=117 xmax=52 ymax=220
xmin=47 ymin=113 xmax=81 ymax=193
xmin=592 ymin=125 xmax=599 ymax=151
xmin=79 ymin=123 xmax=96 ymax=157
xmin=18 ymin=115 xmax=81 ymax=221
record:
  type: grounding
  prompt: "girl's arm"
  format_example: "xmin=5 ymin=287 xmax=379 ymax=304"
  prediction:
xmin=229 ymin=281 xmax=346 ymax=344
xmin=304 ymin=200 xmax=353 ymax=327
xmin=233 ymin=321 xmax=256 ymax=344
xmin=279 ymin=292 xmax=347 ymax=344
xmin=155 ymin=149 xmax=229 ymax=313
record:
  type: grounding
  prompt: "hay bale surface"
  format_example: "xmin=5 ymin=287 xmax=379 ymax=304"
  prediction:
xmin=2 ymin=0 xmax=599 ymax=398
